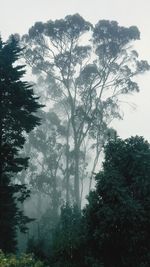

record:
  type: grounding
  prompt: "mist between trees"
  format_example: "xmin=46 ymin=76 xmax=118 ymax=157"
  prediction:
xmin=18 ymin=13 xmax=150 ymax=250
xmin=1 ymin=13 xmax=150 ymax=262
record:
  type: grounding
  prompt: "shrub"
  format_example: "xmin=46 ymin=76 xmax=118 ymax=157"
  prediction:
xmin=0 ymin=250 xmax=44 ymax=267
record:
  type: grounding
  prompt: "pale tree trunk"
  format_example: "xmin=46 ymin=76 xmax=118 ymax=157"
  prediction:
xmin=74 ymin=140 xmax=81 ymax=208
xmin=66 ymin=121 xmax=70 ymax=203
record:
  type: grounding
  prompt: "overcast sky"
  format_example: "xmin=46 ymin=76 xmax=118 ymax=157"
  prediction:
xmin=1 ymin=0 xmax=150 ymax=141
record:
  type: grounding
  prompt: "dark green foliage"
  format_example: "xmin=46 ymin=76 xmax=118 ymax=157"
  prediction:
xmin=0 ymin=36 xmax=42 ymax=252
xmin=25 ymin=136 xmax=150 ymax=267
xmin=51 ymin=204 xmax=85 ymax=267
xmin=26 ymin=204 xmax=85 ymax=266
xmin=27 ymin=237 xmax=48 ymax=263
xmin=0 ymin=251 xmax=44 ymax=267
xmin=84 ymin=136 xmax=150 ymax=267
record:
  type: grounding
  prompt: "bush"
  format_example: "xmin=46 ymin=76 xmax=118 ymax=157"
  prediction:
xmin=0 ymin=250 xmax=44 ymax=267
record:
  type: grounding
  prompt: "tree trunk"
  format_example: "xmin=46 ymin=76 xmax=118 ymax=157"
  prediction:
xmin=74 ymin=142 xmax=81 ymax=208
xmin=66 ymin=121 xmax=70 ymax=203
xmin=51 ymin=175 xmax=59 ymax=223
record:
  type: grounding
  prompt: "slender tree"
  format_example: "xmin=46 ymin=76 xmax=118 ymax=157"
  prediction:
xmin=0 ymin=36 xmax=42 ymax=252
xmin=25 ymin=110 xmax=66 ymax=219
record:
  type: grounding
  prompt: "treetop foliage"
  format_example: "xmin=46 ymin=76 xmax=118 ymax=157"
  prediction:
xmin=28 ymin=13 xmax=92 ymax=40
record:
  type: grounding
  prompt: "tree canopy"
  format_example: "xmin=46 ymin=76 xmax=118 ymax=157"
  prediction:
xmin=21 ymin=14 xmax=150 ymax=207
xmin=84 ymin=136 xmax=150 ymax=267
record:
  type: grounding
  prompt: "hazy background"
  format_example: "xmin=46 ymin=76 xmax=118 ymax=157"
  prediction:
xmin=0 ymin=0 xmax=150 ymax=141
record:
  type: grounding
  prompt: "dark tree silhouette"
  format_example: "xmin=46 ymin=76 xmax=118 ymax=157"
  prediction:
xmin=0 ymin=36 xmax=42 ymax=252
xmin=84 ymin=136 xmax=150 ymax=267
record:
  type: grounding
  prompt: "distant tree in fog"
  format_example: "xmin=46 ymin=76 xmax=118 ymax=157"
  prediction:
xmin=22 ymin=14 xmax=150 ymax=208
xmin=24 ymin=110 xmax=66 ymax=220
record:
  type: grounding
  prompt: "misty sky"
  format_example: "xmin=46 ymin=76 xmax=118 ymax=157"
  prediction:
xmin=1 ymin=0 xmax=150 ymax=141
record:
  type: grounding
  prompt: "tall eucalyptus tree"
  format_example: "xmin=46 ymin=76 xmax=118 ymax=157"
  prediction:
xmin=22 ymin=14 xmax=149 ymax=207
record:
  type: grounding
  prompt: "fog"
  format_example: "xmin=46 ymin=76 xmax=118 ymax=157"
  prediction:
xmin=1 ymin=0 xmax=150 ymax=141
xmin=0 ymin=0 xmax=150 ymax=263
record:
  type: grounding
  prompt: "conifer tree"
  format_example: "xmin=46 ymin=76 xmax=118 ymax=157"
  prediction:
xmin=0 ymin=36 xmax=42 ymax=252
